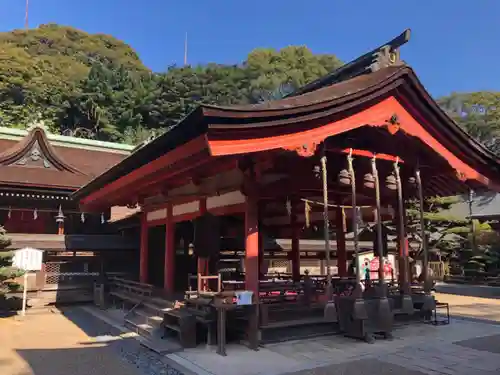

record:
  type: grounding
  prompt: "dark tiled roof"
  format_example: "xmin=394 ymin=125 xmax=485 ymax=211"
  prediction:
xmin=0 ymin=127 xmax=129 ymax=190
xmin=471 ymin=193 xmax=500 ymax=219
xmin=438 ymin=193 xmax=500 ymax=220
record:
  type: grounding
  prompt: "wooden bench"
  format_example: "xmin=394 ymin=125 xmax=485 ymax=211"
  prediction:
xmin=162 ymin=307 xmax=197 ymax=348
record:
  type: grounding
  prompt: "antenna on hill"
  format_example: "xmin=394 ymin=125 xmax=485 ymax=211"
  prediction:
xmin=184 ymin=32 xmax=188 ymax=66
xmin=25 ymin=0 xmax=29 ymax=29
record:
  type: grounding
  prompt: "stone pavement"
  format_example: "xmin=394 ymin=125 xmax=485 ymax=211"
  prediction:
xmin=170 ymin=318 xmax=500 ymax=375
xmin=0 ymin=309 xmax=144 ymax=375
xmin=4 ymin=295 xmax=500 ymax=375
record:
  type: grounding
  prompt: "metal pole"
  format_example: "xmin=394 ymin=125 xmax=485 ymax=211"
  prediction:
xmin=394 ymin=158 xmax=409 ymax=293
xmin=469 ymin=189 xmax=477 ymax=254
xmin=22 ymin=272 xmax=28 ymax=317
xmin=320 ymin=152 xmax=332 ymax=294
xmin=415 ymin=169 xmax=429 ymax=293
xmin=347 ymin=150 xmax=360 ymax=284
xmin=25 ymin=0 xmax=29 ymax=30
xmin=371 ymin=156 xmax=385 ymax=285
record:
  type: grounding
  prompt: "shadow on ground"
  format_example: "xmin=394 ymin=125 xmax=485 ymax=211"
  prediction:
xmin=16 ymin=346 xmax=141 ymax=375
xmin=449 ymin=303 xmax=500 ymax=325
xmin=281 ymin=358 xmax=428 ymax=375
xmin=436 ymin=284 xmax=500 ymax=299
xmin=58 ymin=307 xmax=183 ymax=375
xmin=455 ymin=334 xmax=500 ymax=354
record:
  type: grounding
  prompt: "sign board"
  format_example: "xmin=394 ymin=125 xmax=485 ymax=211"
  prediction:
xmin=13 ymin=247 xmax=44 ymax=271
xmin=12 ymin=248 xmax=44 ymax=317
xmin=359 ymin=253 xmax=395 ymax=281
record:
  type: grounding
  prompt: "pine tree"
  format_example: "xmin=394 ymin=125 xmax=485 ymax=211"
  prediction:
xmin=0 ymin=226 xmax=22 ymax=296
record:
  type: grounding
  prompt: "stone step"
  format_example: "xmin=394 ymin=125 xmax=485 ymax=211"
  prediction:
xmin=124 ymin=315 xmax=156 ymax=338
xmin=133 ymin=308 xmax=163 ymax=327
xmin=260 ymin=318 xmax=339 ymax=344
xmin=142 ymin=298 xmax=176 ymax=316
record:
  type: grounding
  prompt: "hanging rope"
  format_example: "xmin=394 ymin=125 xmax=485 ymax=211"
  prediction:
xmin=304 ymin=200 xmax=311 ymax=228
xmin=301 ymin=198 xmax=372 ymax=209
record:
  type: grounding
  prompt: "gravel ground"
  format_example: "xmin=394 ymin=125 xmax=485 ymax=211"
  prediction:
xmin=61 ymin=307 xmax=185 ymax=375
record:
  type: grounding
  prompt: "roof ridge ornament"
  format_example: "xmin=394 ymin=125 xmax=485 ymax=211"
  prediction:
xmin=385 ymin=114 xmax=401 ymax=135
xmin=27 ymin=113 xmax=49 ymax=133
xmin=288 ymin=29 xmax=411 ymax=97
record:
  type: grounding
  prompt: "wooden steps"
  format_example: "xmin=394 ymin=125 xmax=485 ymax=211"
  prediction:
xmin=124 ymin=315 xmax=155 ymax=337
xmin=260 ymin=317 xmax=339 ymax=344
xmin=259 ymin=302 xmax=339 ymax=344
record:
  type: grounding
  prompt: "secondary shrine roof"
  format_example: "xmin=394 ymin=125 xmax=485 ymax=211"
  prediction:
xmin=0 ymin=125 xmax=134 ymax=191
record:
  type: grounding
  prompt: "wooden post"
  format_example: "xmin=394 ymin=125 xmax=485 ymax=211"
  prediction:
xmin=291 ymin=199 xmax=301 ymax=282
xmin=371 ymin=156 xmax=385 ymax=286
xmin=320 ymin=151 xmax=333 ymax=297
xmin=164 ymin=204 xmax=175 ymax=294
xmin=197 ymin=199 xmax=208 ymax=290
xmin=396 ymin=201 xmax=410 ymax=291
xmin=415 ymin=169 xmax=430 ymax=293
xmin=336 ymin=206 xmax=347 ymax=277
xmin=258 ymin=229 xmax=265 ymax=278
xmin=139 ymin=212 xmax=149 ymax=283
xmin=245 ymin=185 xmax=259 ymax=296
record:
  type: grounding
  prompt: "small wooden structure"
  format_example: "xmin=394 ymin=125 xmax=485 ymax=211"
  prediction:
xmin=76 ymin=30 xmax=500 ymax=349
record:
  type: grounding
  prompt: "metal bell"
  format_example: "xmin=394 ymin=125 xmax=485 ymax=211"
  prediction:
xmin=386 ymin=174 xmax=397 ymax=190
xmin=364 ymin=173 xmax=375 ymax=189
xmin=338 ymin=169 xmax=351 ymax=185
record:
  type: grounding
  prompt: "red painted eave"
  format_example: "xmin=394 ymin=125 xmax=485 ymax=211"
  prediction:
xmin=80 ymin=135 xmax=211 ymax=211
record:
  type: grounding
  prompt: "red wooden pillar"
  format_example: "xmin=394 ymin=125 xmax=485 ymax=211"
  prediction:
xmin=336 ymin=206 xmax=347 ymax=277
xmin=291 ymin=200 xmax=301 ymax=282
xmin=245 ymin=191 xmax=259 ymax=296
xmin=258 ymin=229 xmax=264 ymax=277
xmin=139 ymin=212 xmax=149 ymax=283
xmin=197 ymin=199 xmax=209 ymax=287
xmin=164 ymin=204 xmax=175 ymax=294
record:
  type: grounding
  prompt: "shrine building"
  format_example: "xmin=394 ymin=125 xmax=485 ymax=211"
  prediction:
xmin=0 ymin=123 xmax=136 ymax=304
xmin=72 ymin=30 xmax=500 ymax=349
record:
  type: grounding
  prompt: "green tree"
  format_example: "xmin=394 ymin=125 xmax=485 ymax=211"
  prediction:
xmin=0 ymin=25 xmax=343 ymax=144
xmin=0 ymin=24 xmax=146 ymax=131
xmin=0 ymin=227 xmax=22 ymax=296
xmin=438 ymin=92 xmax=500 ymax=154
xmin=404 ymin=195 xmax=499 ymax=277
xmin=244 ymin=46 xmax=342 ymax=102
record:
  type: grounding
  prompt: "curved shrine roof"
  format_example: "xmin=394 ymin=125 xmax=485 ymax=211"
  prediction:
xmin=0 ymin=126 xmax=131 ymax=191
xmin=73 ymin=32 xmax=500 ymax=205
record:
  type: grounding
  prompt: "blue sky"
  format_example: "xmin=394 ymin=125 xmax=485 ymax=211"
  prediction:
xmin=1 ymin=0 xmax=499 ymax=97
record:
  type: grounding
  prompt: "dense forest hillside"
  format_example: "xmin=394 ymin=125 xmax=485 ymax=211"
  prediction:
xmin=0 ymin=24 xmax=499 ymax=154
xmin=0 ymin=24 xmax=342 ymax=143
